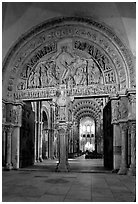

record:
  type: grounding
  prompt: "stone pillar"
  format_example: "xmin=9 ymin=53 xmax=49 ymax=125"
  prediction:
xmin=127 ymin=125 xmax=131 ymax=167
xmin=34 ymin=120 xmax=38 ymax=162
xmin=118 ymin=122 xmax=128 ymax=175
xmin=128 ymin=121 xmax=136 ymax=176
xmin=35 ymin=102 xmax=39 ymax=162
xmin=126 ymin=90 xmax=136 ymax=176
xmin=49 ymin=103 xmax=54 ymax=159
xmin=38 ymin=101 xmax=42 ymax=161
xmin=113 ymin=124 xmax=121 ymax=170
xmin=56 ymin=84 xmax=70 ymax=171
xmin=2 ymin=125 xmax=6 ymax=166
xmin=5 ymin=125 xmax=13 ymax=170
xmin=56 ymin=126 xmax=69 ymax=172
xmin=11 ymin=104 xmax=22 ymax=169
xmin=39 ymin=101 xmax=43 ymax=161
xmin=12 ymin=126 xmax=20 ymax=169
xmin=111 ymin=96 xmax=120 ymax=170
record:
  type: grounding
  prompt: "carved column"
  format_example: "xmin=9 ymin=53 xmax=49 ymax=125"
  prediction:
xmin=2 ymin=125 xmax=6 ymax=166
xmin=49 ymin=103 xmax=54 ymax=159
xmin=111 ymin=96 xmax=121 ymax=170
xmin=34 ymin=101 xmax=38 ymax=162
xmin=5 ymin=125 xmax=13 ymax=170
xmin=35 ymin=102 xmax=39 ymax=162
xmin=38 ymin=101 xmax=41 ymax=161
xmin=12 ymin=105 xmax=22 ymax=169
xmin=2 ymin=102 xmax=6 ymax=166
xmin=128 ymin=121 xmax=136 ymax=176
xmin=39 ymin=101 xmax=43 ymax=161
xmin=118 ymin=122 xmax=128 ymax=175
xmin=127 ymin=125 xmax=131 ymax=167
xmin=126 ymin=90 xmax=136 ymax=176
xmin=56 ymin=85 xmax=70 ymax=171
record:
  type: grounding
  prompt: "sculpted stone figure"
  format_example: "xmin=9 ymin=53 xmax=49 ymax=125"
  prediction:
xmin=39 ymin=63 xmax=49 ymax=87
xmin=56 ymin=46 xmax=75 ymax=84
xmin=87 ymin=59 xmax=103 ymax=85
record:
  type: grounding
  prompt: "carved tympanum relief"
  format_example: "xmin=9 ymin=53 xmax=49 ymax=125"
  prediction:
xmin=17 ymin=40 xmax=116 ymax=92
xmin=3 ymin=17 xmax=135 ymax=101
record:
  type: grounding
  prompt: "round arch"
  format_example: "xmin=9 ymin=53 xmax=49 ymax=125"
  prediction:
xmin=2 ymin=16 xmax=135 ymax=102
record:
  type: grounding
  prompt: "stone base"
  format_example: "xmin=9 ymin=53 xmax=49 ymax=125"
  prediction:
xmin=5 ymin=163 xmax=13 ymax=170
xmin=128 ymin=166 xmax=136 ymax=176
xmin=118 ymin=167 xmax=128 ymax=175
xmin=56 ymin=162 xmax=70 ymax=172
xmin=112 ymin=169 xmax=119 ymax=174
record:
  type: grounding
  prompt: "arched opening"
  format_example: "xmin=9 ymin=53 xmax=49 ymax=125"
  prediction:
xmin=79 ymin=117 xmax=95 ymax=153
xmin=42 ymin=111 xmax=48 ymax=160
xmin=2 ymin=16 xmax=135 ymax=173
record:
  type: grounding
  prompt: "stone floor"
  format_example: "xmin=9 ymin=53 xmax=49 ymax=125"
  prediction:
xmin=2 ymin=157 xmax=136 ymax=202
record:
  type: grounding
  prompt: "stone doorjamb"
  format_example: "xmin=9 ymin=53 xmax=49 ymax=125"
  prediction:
xmin=2 ymin=100 xmax=23 ymax=170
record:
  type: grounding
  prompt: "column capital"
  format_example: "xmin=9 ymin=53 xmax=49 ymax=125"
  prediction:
xmin=111 ymin=99 xmax=120 ymax=124
xmin=119 ymin=122 xmax=128 ymax=132
xmin=128 ymin=121 xmax=136 ymax=133
xmin=5 ymin=124 xmax=14 ymax=133
xmin=128 ymin=94 xmax=136 ymax=104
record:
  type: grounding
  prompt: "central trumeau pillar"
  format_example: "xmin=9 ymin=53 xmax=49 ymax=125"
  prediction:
xmin=56 ymin=85 xmax=70 ymax=172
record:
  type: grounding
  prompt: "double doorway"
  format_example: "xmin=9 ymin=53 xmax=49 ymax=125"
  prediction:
xmin=19 ymin=96 xmax=113 ymax=172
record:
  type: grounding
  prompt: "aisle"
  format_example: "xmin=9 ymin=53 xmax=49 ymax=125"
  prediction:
xmin=20 ymin=155 xmax=110 ymax=173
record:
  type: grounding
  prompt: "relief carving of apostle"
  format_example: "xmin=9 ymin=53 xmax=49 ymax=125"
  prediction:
xmin=87 ymin=59 xmax=103 ymax=85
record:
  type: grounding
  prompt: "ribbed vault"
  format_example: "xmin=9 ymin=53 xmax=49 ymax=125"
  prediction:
xmin=73 ymin=99 xmax=101 ymax=124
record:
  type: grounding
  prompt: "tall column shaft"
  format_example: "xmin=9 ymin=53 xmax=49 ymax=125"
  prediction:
xmin=113 ymin=124 xmax=121 ymax=170
xmin=56 ymin=127 xmax=69 ymax=172
xmin=128 ymin=121 xmax=136 ymax=176
xmin=34 ymin=120 xmax=38 ymax=162
xmin=49 ymin=104 xmax=53 ymax=159
xmin=39 ymin=101 xmax=43 ymax=161
xmin=118 ymin=122 xmax=128 ymax=175
xmin=35 ymin=102 xmax=39 ymax=162
xmin=11 ymin=127 xmax=20 ymax=169
xmin=5 ymin=126 xmax=13 ymax=170
xmin=2 ymin=125 xmax=6 ymax=166
xmin=128 ymin=126 xmax=131 ymax=167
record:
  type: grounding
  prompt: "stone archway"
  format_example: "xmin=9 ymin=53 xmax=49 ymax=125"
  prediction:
xmin=72 ymin=98 xmax=104 ymax=158
xmin=2 ymin=17 xmax=136 ymax=174
xmin=2 ymin=16 xmax=135 ymax=101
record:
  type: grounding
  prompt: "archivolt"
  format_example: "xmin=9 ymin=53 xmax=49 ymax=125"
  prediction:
xmin=73 ymin=99 xmax=101 ymax=123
